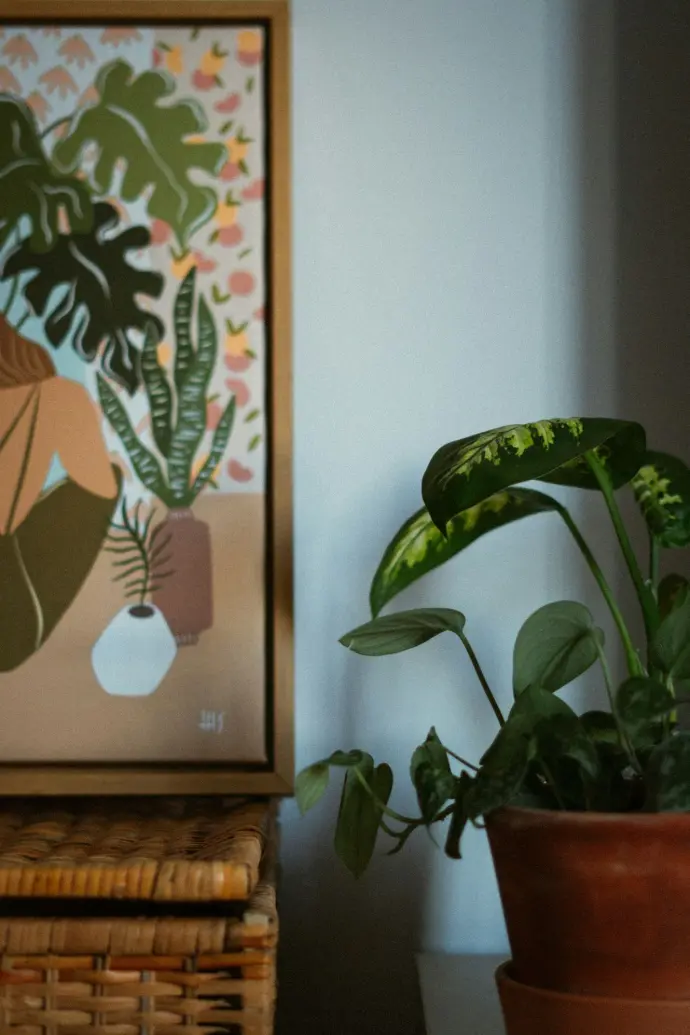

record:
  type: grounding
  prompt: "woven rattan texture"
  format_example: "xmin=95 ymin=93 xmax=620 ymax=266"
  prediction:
xmin=0 ymin=799 xmax=271 ymax=902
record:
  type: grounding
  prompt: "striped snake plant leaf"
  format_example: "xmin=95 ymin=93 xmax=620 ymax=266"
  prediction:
xmin=97 ymin=373 xmax=171 ymax=504
xmin=141 ymin=321 xmax=173 ymax=458
xmin=369 ymin=487 xmax=562 ymax=618
xmin=422 ymin=418 xmax=646 ymax=534
xmin=168 ymin=294 xmax=218 ymax=504
xmin=173 ymin=267 xmax=197 ymax=394
xmin=189 ymin=395 xmax=237 ymax=502
xmin=631 ymin=451 xmax=690 ymax=548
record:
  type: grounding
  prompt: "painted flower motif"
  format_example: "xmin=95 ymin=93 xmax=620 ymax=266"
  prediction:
xmin=26 ymin=91 xmax=50 ymax=123
xmin=0 ymin=66 xmax=21 ymax=93
xmin=242 ymin=179 xmax=264 ymax=201
xmin=39 ymin=67 xmax=78 ymax=99
xmin=217 ymin=225 xmax=244 ymax=247
xmin=225 ymin=379 xmax=251 ymax=407
xmin=192 ymin=69 xmax=221 ymax=91
xmin=236 ymin=30 xmax=263 ymax=67
xmin=219 ymin=161 xmax=241 ymax=182
xmin=228 ymin=271 xmax=256 ymax=296
xmin=78 ymin=85 xmax=99 ymax=108
xmin=157 ymin=42 xmax=184 ymax=75
xmin=100 ymin=28 xmax=142 ymax=46
xmin=58 ymin=34 xmax=96 ymax=69
xmin=151 ymin=220 xmax=172 ymax=246
xmin=228 ymin=459 xmax=253 ymax=482
xmin=199 ymin=42 xmax=228 ymax=78
xmin=215 ymin=92 xmax=241 ymax=114
xmin=2 ymin=35 xmax=38 ymax=69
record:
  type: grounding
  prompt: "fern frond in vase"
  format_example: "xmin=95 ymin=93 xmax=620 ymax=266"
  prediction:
xmin=105 ymin=499 xmax=174 ymax=608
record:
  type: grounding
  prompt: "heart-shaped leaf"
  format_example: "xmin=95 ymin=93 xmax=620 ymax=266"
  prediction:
xmin=645 ymin=732 xmax=690 ymax=811
xmin=410 ymin=727 xmax=455 ymax=824
xmin=532 ymin=713 xmax=600 ymax=781
xmin=513 ymin=600 xmax=604 ymax=696
xmin=3 ymin=203 xmax=164 ymax=394
xmin=658 ymin=574 xmax=690 ymax=621
xmin=422 ymin=418 xmax=645 ymax=533
xmin=444 ymin=771 xmax=474 ymax=860
xmin=631 ymin=451 xmax=690 ymax=548
xmin=653 ymin=594 xmax=690 ymax=680
xmin=0 ymin=94 xmax=92 ymax=252
xmin=617 ymin=677 xmax=675 ymax=745
xmin=340 ymin=607 xmax=466 ymax=656
xmin=53 ymin=60 xmax=226 ymax=248
xmin=334 ymin=758 xmax=393 ymax=878
xmin=370 ymin=488 xmax=561 ymax=618
xmin=295 ymin=763 xmax=329 ymax=815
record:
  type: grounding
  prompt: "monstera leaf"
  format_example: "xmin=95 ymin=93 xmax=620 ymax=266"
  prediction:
xmin=52 ymin=60 xmax=227 ymax=248
xmin=369 ymin=488 xmax=562 ymax=617
xmin=631 ymin=451 xmax=690 ymax=548
xmin=2 ymin=203 xmax=164 ymax=393
xmin=422 ymin=419 xmax=646 ymax=533
xmin=0 ymin=468 xmax=121 ymax=672
xmin=0 ymin=94 xmax=92 ymax=252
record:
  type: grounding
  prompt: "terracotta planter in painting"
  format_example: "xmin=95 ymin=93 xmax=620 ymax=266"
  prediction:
xmin=152 ymin=508 xmax=213 ymax=646
xmin=486 ymin=807 xmax=690 ymax=1001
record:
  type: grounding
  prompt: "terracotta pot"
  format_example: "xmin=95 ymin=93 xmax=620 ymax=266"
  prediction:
xmin=486 ymin=807 xmax=690 ymax=1000
xmin=496 ymin=963 xmax=690 ymax=1035
xmin=152 ymin=508 xmax=213 ymax=646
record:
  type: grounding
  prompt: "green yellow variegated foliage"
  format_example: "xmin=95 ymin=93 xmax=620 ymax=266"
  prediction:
xmin=370 ymin=487 xmax=561 ymax=617
xmin=422 ymin=418 xmax=645 ymax=533
xmin=631 ymin=451 xmax=690 ymax=548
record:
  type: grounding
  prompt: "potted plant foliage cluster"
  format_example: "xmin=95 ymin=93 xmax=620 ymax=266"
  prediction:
xmin=297 ymin=418 xmax=690 ymax=1035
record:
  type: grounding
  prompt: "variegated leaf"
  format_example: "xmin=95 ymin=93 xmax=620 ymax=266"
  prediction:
xmin=422 ymin=418 xmax=645 ymax=533
xmin=631 ymin=451 xmax=690 ymax=547
xmin=370 ymin=488 xmax=561 ymax=617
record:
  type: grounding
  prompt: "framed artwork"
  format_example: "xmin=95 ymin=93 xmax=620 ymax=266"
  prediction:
xmin=0 ymin=2 xmax=292 ymax=794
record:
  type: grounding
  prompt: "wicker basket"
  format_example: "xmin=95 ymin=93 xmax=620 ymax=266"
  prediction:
xmin=0 ymin=798 xmax=278 ymax=1035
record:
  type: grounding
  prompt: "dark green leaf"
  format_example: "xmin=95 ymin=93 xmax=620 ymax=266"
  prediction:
xmin=340 ymin=607 xmax=466 ymax=656
xmin=97 ymin=374 xmax=171 ymax=503
xmin=295 ymin=762 xmax=330 ymax=815
xmin=617 ymin=676 xmax=675 ymax=745
xmin=173 ymin=267 xmax=197 ymax=394
xmin=168 ymin=294 xmax=218 ymax=504
xmin=653 ymin=594 xmax=690 ymax=680
xmin=190 ymin=396 xmax=236 ymax=501
xmin=631 ymin=451 xmax=690 ymax=548
xmin=444 ymin=771 xmax=474 ymax=859
xmin=53 ymin=60 xmax=226 ymax=248
xmin=410 ymin=727 xmax=455 ymax=824
xmin=580 ymin=710 xmax=621 ymax=748
xmin=0 ymin=94 xmax=92 ymax=252
xmin=422 ymin=418 xmax=645 ymax=533
xmin=141 ymin=321 xmax=173 ymax=457
xmin=513 ymin=600 xmax=603 ymax=696
xmin=3 ymin=203 xmax=164 ymax=393
xmin=369 ymin=489 xmax=561 ymax=618
xmin=645 ymin=733 xmax=690 ymax=811
xmin=533 ymin=713 xmax=600 ymax=781
xmin=659 ymin=574 xmax=690 ymax=621
xmin=334 ymin=759 xmax=393 ymax=878
xmin=539 ymin=424 xmax=646 ymax=491
xmin=0 ymin=469 xmax=120 ymax=671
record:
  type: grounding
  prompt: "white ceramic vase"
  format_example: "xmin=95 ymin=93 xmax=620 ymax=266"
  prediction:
xmin=91 ymin=604 xmax=177 ymax=697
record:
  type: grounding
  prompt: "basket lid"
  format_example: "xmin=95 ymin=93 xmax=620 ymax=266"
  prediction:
xmin=0 ymin=797 xmax=273 ymax=902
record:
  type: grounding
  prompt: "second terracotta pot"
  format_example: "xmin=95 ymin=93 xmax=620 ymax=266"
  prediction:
xmin=486 ymin=807 xmax=690 ymax=1000
xmin=496 ymin=963 xmax=690 ymax=1035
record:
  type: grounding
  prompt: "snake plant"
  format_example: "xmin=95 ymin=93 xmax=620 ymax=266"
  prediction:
xmin=97 ymin=268 xmax=236 ymax=508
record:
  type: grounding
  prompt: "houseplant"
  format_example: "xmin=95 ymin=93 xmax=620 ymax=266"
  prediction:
xmin=97 ymin=269 xmax=236 ymax=647
xmin=297 ymin=417 xmax=690 ymax=1035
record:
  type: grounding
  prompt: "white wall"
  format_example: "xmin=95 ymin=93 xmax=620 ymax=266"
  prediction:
xmin=279 ymin=2 xmax=616 ymax=1032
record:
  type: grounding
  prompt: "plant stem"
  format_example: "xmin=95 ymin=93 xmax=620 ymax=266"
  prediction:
xmin=41 ymin=113 xmax=75 ymax=139
xmin=556 ymin=503 xmax=643 ymax=677
xmin=541 ymin=761 xmax=566 ymax=810
xmin=649 ymin=535 xmax=660 ymax=594
xmin=352 ymin=767 xmax=422 ymax=826
xmin=585 ymin=450 xmax=658 ymax=643
xmin=439 ymin=743 xmax=479 ymax=773
xmin=596 ymin=640 xmax=641 ymax=774
xmin=459 ymin=631 xmax=505 ymax=727
xmin=14 ymin=312 xmax=29 ymax=332
xmin=2 ymin=276 xmax=19 ymax=317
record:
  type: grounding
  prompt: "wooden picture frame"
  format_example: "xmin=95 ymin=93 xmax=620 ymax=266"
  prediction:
xmin=0 ymin=1 xmax=293 ymax=794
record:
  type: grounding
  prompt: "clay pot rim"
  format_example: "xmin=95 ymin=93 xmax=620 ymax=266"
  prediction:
xmin=487 ymin=805 xmax=690 ymax=831
xmin=496 ymin=962 xmax=690 ymax=1009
